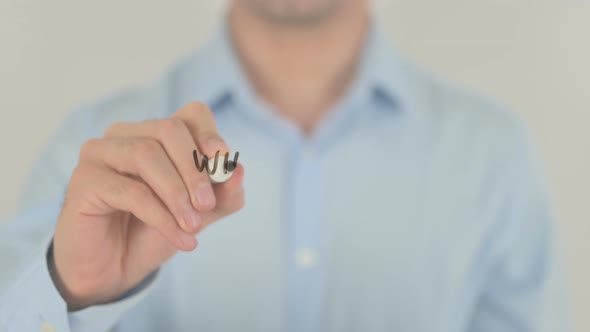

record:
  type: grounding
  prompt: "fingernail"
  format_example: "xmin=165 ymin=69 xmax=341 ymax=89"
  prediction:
xmin=195 ymin=183 xmax=216 ymax=208
xmin=177 ymin=229 xmax=196 ymax=249
xmin=183 ymin=207 xmax=202 ymax=230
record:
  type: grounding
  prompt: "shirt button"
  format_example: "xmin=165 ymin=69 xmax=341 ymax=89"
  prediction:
xmin=296 ymin=248 xmax=319 ymax=269
xmin=41 ymin=322 xmax=55 ymax=332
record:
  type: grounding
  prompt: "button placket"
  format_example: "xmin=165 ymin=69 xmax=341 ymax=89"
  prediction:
xmin=286 ymin=141 xmax=325 ymax=332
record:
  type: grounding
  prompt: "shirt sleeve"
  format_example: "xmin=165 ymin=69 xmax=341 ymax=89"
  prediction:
xmin=0 ymin=108 xmax=159 ymax=332
xmin=467 ymin=125 xmax=572 ymax=331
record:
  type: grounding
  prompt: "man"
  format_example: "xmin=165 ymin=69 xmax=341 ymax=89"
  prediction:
xmin=0 ymin=0 xmax=570 ymax=331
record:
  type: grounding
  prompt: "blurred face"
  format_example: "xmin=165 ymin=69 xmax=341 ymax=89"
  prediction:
xmin=240 ymin=0 xmax=352 ymax=25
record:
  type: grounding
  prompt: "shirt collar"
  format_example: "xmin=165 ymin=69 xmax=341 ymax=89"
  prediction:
xmin=168 ymin=19 xmax=413 ymax=114
xmin=352 ymin=21 xmax=413 ymax=112
xmin=166 ymin=22 xmax=248 ymax=112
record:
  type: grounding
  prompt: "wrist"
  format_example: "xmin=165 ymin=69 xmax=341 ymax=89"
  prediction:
xmin=46 ymin=240 xmax=91 ymax=311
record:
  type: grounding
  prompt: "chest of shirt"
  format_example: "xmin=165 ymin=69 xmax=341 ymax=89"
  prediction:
xmin=117 ymin=108 xmax=493 ymax=331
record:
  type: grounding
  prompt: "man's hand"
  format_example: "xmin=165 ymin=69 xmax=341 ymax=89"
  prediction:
xmin=50 ymin=102 xmax=245 ymax=310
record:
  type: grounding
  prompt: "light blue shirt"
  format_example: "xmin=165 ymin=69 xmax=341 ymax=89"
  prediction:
xmin=0 ymin=22 xmax=570 ymax=332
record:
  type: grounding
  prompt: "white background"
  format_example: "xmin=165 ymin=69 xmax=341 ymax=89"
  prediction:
xmin=1 ymin=0 xmax=588 ymax=330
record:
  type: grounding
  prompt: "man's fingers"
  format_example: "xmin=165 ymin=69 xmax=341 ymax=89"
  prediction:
xmin=94 ymin=102 xmax=242 ymax=236
xmin=106 ymin=102 xmax=232 ymax=211
xmin=105 ymin=117 xmax=217 ymax=213
xmin=174 ymin=102 xmax=230 ymax=156
xmin=80 ymin=137 xmax=202 ymax=234
xmin=75 ymin=165 xmax=197 ymax=252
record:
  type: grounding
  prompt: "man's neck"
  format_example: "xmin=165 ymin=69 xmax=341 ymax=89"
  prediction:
xmin=228 ymin=2 xmax=369 ymax=134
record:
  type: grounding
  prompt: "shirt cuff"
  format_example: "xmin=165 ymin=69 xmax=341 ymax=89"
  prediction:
xmin=68 ymin=267 xmax=159 ymax=332
xmin=0 ymin=236 xmax=159 ymax=332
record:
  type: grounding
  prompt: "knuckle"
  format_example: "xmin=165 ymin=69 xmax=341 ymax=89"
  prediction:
xmin=131 ymin=139 xmax=162 ymax=163
xmin=186 ymin=101 xmax=210 ymax=113
xmin=158 ymin=117 xmax=186 ymax=136
xmin=106 ymin=178 xmax=129 ymax=197
xmin=179 ymin=101 xmax=213 ymax=119
xmin=126 ymin=181 xmax=150 ymax=202
xmin=71 ymin=163 xmax=94 ymax=181
xmin=79 ymin=138 xmax=100 ymax=160
xmin=169 ymin=187 xmax=191 ymax=211
xmin=104 ymin=122 xmax=126 ymax=137
xmin=117 ymin=179 xmax=151 ymax=206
